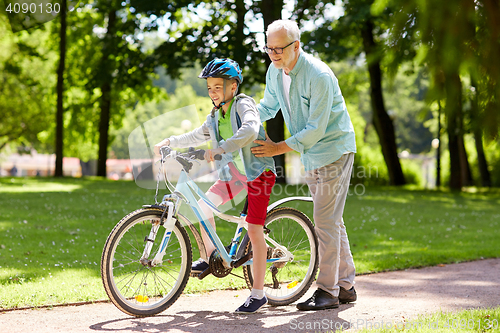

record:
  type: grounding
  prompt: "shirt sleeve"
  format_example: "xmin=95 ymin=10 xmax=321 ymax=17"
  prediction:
xmin=285 ymin=73 xmax=335 ymax=154
xmin=220 ymin=98 xmax=260 ymax=153
xmin=256 ymin=66 xmax=281 ymax=123
xmin=168 ymin=119 xmax=211 ymax=148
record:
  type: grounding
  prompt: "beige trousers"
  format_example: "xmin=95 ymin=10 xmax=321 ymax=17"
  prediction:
xmin=305 ymin=153 xmax=356 ymax=297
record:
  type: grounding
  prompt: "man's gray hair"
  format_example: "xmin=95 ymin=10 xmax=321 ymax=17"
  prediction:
xmin=266 ymin=20 xmax=301 ymax=42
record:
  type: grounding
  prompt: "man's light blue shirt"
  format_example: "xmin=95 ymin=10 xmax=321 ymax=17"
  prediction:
xmin=257 ymin=51 xmax=356 ymax=171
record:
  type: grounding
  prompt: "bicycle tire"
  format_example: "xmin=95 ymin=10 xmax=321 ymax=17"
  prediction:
xmin=243 ymin=207 xmax=318 ymax=306
xmin=101 ymin=208 xmax=192 ymax=317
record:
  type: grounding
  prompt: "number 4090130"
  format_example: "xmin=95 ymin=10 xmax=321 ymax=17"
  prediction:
xmin=444 ymin=318 xmax=498 ymax=330
xmin=6 ymin=2 xmax=61 ymax=14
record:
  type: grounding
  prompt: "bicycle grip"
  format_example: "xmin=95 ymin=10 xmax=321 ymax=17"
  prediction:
xmin=188 ymin=148 xmax=222 ymax=161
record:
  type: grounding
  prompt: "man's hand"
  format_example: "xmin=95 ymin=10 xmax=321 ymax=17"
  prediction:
xmin=204 ymin=147 xmax=225 ymax=162
xmin=251 ymin=132 xmax=292 ymax=157
xmin=154 ymin=139 xmax=170 ymax=156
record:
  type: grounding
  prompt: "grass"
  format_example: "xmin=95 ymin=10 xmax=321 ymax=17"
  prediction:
xmin=355 ymin=306 xmax=500 ymax=332
xmin=0 ymin=177 xmax=499 ymax=309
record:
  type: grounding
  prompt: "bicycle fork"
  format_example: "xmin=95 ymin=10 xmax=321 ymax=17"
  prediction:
xmin=140 ymin=202 xmax=176 ymax=267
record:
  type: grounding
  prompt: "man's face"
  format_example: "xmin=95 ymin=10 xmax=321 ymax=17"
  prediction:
xmin=266 ymin=28 xmax=298 ymax=70
xmin=206 ymin=77 xmax=235 ymax=105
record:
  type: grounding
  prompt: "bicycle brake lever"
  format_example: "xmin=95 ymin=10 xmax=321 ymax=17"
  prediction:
xmin=187 ymin=148 xmax=222 ymax=161
xmin=176 ymin=156 xmax=193 ymax=172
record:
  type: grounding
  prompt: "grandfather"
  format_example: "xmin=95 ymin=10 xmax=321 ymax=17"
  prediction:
xmin=251 ymin=19 xmax=357 ymax=311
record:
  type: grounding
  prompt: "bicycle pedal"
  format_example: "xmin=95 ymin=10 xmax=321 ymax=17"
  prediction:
xmin=197 ymin=267 xmax=212 ymax=280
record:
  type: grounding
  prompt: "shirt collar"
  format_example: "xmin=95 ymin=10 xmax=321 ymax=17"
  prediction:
xmin=287 ymin=50 xmax=304 ymax=76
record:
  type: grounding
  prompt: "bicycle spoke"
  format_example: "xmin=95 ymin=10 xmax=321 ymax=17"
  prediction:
xmin=244 ymin=208 xmax=318 ymax=306
xmin=102 ymin=210 xmax=192 ymax=315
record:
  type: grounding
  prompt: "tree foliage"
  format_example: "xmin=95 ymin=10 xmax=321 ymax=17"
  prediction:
xmin=379 ymin=0 xmax=500 ymax=188
xmin=58 ymin=0 xmax=165 ymax=172
xmin=302 ymin=0 xmax=406 ymax=185
xmin=0 ymin=18 xmax=55 ymax=152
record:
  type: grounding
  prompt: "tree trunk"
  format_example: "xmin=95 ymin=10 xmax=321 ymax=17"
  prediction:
xmin=97 ymin=10 xmax=117 ymax=177
xmin=361 ymin=19 xmax=406 ymax=186
xmin=260 ymin=0 xmax=286 ymax=183
xmin=55 ymin=0 xmax=67 ymax=177
xmin=444 ymin=73 xmax=463 ymax=190
xmin=436 ymin=101 xmax=442 ymax=187
xmin=470 ymin=77 xmax=491 ymax=187
xmin=458 ymin=136 xmax=474 ymax=186
xmin=233 ymin=0 xmax=247 ymax=70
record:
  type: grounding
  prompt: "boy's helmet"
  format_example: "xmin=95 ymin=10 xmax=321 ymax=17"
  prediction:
xmin=199 ymin=58 xmax=243 ymax=84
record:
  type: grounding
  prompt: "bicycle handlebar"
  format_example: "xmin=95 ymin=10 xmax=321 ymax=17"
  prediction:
xmin=159 ymin=146 xmax=222 ymax=173
xmin=187 ymin=147 xmax=222 ymax=161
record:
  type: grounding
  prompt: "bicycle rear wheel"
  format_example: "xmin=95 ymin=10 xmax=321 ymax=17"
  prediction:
xmin=243 ymin=207 xmax=318 ymax=306
xmin=101 ymin=208 xmax=192 ymax=317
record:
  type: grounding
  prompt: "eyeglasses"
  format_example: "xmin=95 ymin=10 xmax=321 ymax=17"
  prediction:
xmin=263 ymin=40 xmax=297 ymax=55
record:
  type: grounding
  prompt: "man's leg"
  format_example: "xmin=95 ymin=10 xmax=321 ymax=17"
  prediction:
xmin=306 ymin=154 xmax=355 ymax=296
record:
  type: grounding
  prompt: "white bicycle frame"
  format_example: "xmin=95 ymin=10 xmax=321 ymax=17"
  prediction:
xmin=141 ymin=149 xmax=313 ymax=269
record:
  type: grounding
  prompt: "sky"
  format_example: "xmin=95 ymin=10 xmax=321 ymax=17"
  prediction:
xmin=153 ymin=1 xmax=345 ymax=49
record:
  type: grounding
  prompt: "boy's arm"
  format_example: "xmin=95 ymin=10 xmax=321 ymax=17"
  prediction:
xmin=219 ymin=98 xmax=260 ymax=153
xmin=156 ymin=119 xmax=211 ymax=152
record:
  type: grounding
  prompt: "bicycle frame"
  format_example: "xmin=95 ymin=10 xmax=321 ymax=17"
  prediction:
xmin=145 ymin=150 xmax=293 ymax=270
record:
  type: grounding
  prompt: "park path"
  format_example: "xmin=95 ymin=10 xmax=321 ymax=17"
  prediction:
xmin=1 ymin=258 xmax=499 ymax=333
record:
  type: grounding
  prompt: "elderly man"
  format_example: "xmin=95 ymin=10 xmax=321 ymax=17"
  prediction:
xmin=251 ymin=19 xmax=357 ymax=311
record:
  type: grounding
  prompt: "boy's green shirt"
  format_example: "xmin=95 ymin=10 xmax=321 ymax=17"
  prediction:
xmin=218 ymin=99 xmax=244 ymax=174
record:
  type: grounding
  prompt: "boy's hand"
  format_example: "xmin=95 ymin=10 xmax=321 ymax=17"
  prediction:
xmin=252 ymin=132 xmax=292 ymax=157
xmin=204 ymin=147 xmax=225 ymax=162
xmin=154 ymin=139 xmax=170 ymax=156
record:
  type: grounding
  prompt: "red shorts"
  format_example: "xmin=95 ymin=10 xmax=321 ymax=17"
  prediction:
xmin=208 ymin=163 xmax=276 ymax=226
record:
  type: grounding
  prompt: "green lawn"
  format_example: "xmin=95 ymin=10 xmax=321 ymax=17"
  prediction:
xmin=0 ymin=177 xmax=499 ymax=309
xmin=357 ymin=307 xmax=500 ymax=332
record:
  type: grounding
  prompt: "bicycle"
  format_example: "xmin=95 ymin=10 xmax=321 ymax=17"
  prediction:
xmin=101 ymin=146 xmax=318 ymax=317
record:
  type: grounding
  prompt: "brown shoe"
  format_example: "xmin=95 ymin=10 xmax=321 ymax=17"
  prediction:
xmin=339 ymin=286 xmax=357 ymax=303
xmin=296 ymin=289 xmax=339 ymax=311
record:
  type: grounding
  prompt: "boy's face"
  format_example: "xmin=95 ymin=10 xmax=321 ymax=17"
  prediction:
xmin=206 ymin=77 xmax=237 ymax=106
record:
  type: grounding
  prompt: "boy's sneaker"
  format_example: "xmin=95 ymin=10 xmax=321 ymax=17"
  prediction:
xmin=235 ymin=295 xmax=268 ymax=313
xmin=191 ymin=259 xmax=209 ymax=273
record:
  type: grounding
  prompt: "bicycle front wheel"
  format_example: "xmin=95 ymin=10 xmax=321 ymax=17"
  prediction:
xmin=243 ymin=207 xmax=318 ymax=306
xmin=101 ymin=208 xmax=192 ymax=317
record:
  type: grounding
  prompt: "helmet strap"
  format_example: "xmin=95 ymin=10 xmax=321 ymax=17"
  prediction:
xmin=211 ymin=80 xmax=236 ymax=118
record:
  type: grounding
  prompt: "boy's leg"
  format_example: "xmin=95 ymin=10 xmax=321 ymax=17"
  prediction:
xmin=200 ymin=167 xmax=247 ymax=260
xmin=235 ymin=171 xmax=275 ymax=313
xmin=197 ymin=192 xmax=224 ymax=259
xmin=247 ymin=224 xmax=266 ymax=290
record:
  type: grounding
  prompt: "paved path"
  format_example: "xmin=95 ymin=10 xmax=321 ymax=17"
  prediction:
xmin=1 ymin=258 xmax=499 ymax=332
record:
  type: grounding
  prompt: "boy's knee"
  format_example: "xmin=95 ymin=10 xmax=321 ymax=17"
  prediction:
xmin=247 ymin=224 xmax=263 ymax=236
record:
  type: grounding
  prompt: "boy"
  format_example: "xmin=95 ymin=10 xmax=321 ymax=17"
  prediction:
xmin=154 ymin=58 xmax=276 ymax=313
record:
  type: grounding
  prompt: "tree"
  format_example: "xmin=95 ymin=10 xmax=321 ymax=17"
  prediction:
xmin=55 ymin=0 xmax=68 ymax=177
xmin=470 ymin=76 xmax=492 ymax=187
xmin=0 ymin=17 xmax=55 ymax=152
xmin=131 ymin=0 xmax=292 ymax=181
xmin=257 ymin=0 xmax=286 ymax=183
xmin=384 ymin=0 xmax=498 ymax=189
xmin=303 ymin=0 xmax=406 ymax=185
xmin=60 ymin=0 xmax=164 ymax=176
